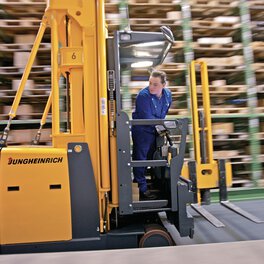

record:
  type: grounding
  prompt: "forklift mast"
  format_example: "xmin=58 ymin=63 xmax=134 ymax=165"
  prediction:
xmin=0 ymin=0 xmax=111 ymax=232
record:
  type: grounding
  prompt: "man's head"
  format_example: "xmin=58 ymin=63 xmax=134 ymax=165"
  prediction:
xmin=148 ymin=70 xmax=167 ymax=97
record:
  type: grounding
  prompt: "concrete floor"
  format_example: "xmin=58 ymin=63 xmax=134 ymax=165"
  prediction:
xmin=1 ymin=199 xmax=264 ymax=263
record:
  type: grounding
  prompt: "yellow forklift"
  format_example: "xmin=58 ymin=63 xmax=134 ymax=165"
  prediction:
xmin=0 ymin=0 xmax=194 ymax=253
xmin=1 ymin=0 xmax=262 ymax=254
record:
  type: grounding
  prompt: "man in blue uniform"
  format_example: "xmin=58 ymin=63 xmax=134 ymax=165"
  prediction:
xmin=132 ymin=70 xmax=172 ymax=200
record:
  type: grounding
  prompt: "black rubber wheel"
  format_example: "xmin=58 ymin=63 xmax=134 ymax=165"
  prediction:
xmin=139 ymin=224 xmax=174 ymax=248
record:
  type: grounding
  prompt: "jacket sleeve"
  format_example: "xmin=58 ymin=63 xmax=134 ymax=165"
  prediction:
xmin=135 ymin=94 xmax=156 ymax=119
xmin=167 ymin=89 xmax=172 ymax=113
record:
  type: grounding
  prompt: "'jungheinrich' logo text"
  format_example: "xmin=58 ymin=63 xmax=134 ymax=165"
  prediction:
xmin=8 ymin=157 xmax=63 ymax=165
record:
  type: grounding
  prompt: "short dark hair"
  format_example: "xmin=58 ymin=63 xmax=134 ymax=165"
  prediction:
xmin=150 ymin=70 xmax=167 ymax=84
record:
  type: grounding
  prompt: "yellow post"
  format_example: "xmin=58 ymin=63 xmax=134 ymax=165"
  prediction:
xmin=97 ymin=0 xmax=111 ymax=191
xmin=41 ymin=91 xmax=52 ymax=126
xmin=200 ymin=61 xmax=214 ymax=164
xmin=9 ymin=16 xmax=47 ymax=119
xmin=50 ymin=12 xmax=60 ymax=136
xmin=189 ymin=61 xmax=201 ymax=164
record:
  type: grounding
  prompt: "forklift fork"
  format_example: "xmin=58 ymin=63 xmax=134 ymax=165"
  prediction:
xmin=185 ymin=61 xmax=263 ymax=227
xmin=218 ymin=159 xmax=264 ymax=224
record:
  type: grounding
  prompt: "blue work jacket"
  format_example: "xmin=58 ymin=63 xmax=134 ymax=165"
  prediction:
xmin=132 ymin=87 xmax=172 ymax=135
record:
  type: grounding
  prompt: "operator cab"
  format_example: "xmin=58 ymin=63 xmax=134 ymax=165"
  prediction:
xmin=107 ymin=28 xmax=193 ymax=238
xmin=107 ymin=27 xmax=176 ymax=201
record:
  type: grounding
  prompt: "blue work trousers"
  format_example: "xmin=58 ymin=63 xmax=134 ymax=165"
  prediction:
xmin=132 ymin=130 xmax=156 ymax=193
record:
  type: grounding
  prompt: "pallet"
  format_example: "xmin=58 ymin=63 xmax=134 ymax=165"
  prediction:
xmin=209 ymin=85 xmax=247 ymax=93
xmin=214 ymin=150 xmax=240 ymax=159
xmin=207 ymin=65 xmax=244 ymax=71
xmin=257 ymin=132 xmax=264 ymax=140
xmin=0 ymin=0 xmax=45 ymax=3
xmin=255 ymin=107 xmax=264 ymax=114
xmin=0 ymin=43 xmax=50 ymax=53
xmin=191 ymin=6 xmax=237 ymax=18
xmin=0 ymin=19 xmax=41 ymax=28
xmin=194 ymin=42 xmax=242 ymax=50
xmin=192 ymin=19 xmax=240 ymax=29
xmin=168 ymin=108 xmax=189 ymax=116
xmin=196 ymin=55 xmax=244 ymax=66
xmin=249 ymin=0 xmax=264 ymax=9
xmin=190 ymin=0 xmax=239 ymax=7
xmin=231 ymin=178 xmax=252 ymax=188
xmin=0 ymin=1 xmax=45 ymax=18
xmin=212 ymin=133 xmax=249 ymax=141
xmin=0 ymin=66 xmax=51 ymax=76
xmin=169 ymin=86 xmax=186 ymax=93
xmin=130 ymin=0 xmax=177 ymax=3
xmin=129 ymin=23 xmax=181 ymax=33
xmin=252 ymin=42 xmax=264 ymax=58
xmin=210 ymin=107 xmax=248 ymax=115
xmin=253 ymin=63 xmax=264 ymax=71
xmin=0 ymin=112 xmax=47 ymax=121
xmin=210 ymin=107 xmax=264 ymax=115
xmin=129 ymin=18 xmax=180 ymax=25
xmin=194 ymin=41 xmax=243 ymax=57
xmin=251 ymin=21 xmax=264 ymax=31
xmin=105 ymin=3 xmax=119 ymax=14
xmin=129 ymin=3 xmax=179 ymax=18
xmin=0 ymin=88 xmax=50 ymax=96
xmin=229 ymin=155 xmax=257 ymax=165
xmin=192 ymin=29 xmax=238 ymax=38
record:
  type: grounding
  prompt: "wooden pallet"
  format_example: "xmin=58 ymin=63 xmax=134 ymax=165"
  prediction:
xmin=192 ymin=19 xmax=240 ymax=29
xmin=214 ymin=149 xmax=240 ymax=158
xmin=253 ymin=63 xmax=264 ymax=71
xmin=251 ymin=21 xmax=264 ymax=30
xmin=194 ymin=42 xmax=242 ymax=50
xmin=206 ymin=65 xmax=245 ymax=71
xmin=105 ymin=3 xmax=119 ymax=14
xmin=0 ymin=43 xmax=50 ymax=53
xmin=129 ymin=18 xmax=180 ymax=25
xmin=257 ymin=132 xmax=264 ymax=140
xmin=232 ymin=178 xmax=252 ymax=188
xmin=169 ymin=86 xmax=186 ymax=92
xmin=129 ymin=3 xmax=179 ymax=18
xmin=255 ymin=107 xmax=264 ymax=114
xmin=130 ymin=0 xmax=177 ymax=3
xmin=210 ymin=107 xmax=248 ymax=115
xmin=190 ymin=0 xmax=239 ymax=7
xmin=0 ymin=0 xmax=45 ymax=3
xmin=252 ymin=42 xmax=264 ymax=58
xmin=0 ymin=19 xmax=41 ymax=28
xmin=191 ymin=5 xmax=237 ymax=18
xmin=197 ymin=55 xmax=244 ymax=66
xmin=257 ymin=85 xmax=264 ymax=93
xmin=0 ymin=88 xmax=49 ymax=96
xmin=213 ymin=133 xmax=249 ymax=141
xmin=0 ymin=66 xmax=51 ymax=76
xmin=194 ymin=42 xmax=243 ymax=57
xmin=0 ymin=113 xmax=45 ymax=121
xmin=249 ymin=0 xmax=264 ymax=8
xmin=0 ymin=1 xmax=45 ymax=18
xmin=158 ymin=63 xmax=186 ymax=70
xmin=168 ymin=108 xmax=189 ymax=116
